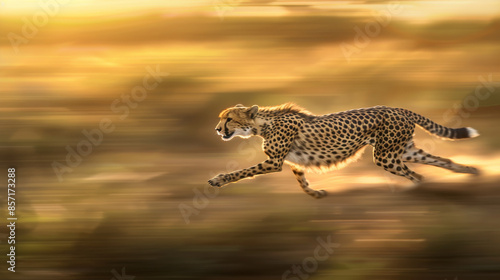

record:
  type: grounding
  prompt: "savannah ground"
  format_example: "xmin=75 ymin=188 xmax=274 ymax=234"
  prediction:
xmin=1 ymin=108 xmax=500 ymax=280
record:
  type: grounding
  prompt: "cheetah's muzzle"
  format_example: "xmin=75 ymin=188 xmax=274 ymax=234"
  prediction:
xmin=222 ymin=131 xmax=234 ymax=140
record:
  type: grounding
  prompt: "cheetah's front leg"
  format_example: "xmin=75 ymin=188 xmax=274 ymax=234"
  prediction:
xmin=208 ymin=158 xmax=283 ymax=188
xmin=291 ymin=166 xmax=327 ymax=199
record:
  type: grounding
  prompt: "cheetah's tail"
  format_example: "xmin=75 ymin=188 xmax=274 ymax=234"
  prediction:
xmin=401 ymin=108 xmax=479 ymax=140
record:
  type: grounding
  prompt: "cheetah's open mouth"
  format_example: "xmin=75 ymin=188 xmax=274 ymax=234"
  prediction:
xmin=222 ymin=131 xmax=234 ymax=140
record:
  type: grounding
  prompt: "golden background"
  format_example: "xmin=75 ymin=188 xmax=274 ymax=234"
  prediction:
xmin=1 ymin=1 xmax=500 ymax=279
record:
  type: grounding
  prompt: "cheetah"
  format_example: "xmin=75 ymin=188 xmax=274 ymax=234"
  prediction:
xmin=208 ymin=103 xmax=480 ymax=198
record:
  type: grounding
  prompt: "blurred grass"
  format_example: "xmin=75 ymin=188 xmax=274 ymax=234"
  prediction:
xmin=1 ymin=77 xmax=500 ymax=280
xmin=3 ymin=169 xmax=500 ymax=279
xmin=1 ymin=1 xmax=500 ymax=279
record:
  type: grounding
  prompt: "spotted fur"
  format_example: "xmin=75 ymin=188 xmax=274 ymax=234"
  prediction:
xmin=208 ymin=103 xmax=480 ymax=198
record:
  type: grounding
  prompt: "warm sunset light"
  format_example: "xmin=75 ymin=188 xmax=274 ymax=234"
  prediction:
xmin=1 ymin=0 xmax=499 ymax=279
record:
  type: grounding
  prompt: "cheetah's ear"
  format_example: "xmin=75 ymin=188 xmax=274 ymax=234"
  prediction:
xmin=247 ymin=105 xmax=259 ymax=119
xmin=234 ymin=104 xmax=244 ymax=108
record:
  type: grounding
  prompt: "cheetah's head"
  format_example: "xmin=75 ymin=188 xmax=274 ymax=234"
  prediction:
xmin=215 ymin=104 xmax=259 ymax=141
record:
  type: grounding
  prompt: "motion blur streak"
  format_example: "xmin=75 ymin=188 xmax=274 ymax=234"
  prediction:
xmin=0 ymin=0 xmax=500 ymax=279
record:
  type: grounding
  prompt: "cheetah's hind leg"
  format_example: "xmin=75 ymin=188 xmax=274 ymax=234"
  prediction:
xmin=290 ymin=166 xmax=327 ymax=198
xmin=373 ymin=148 xmax=424 ymax=183
xmin=402 ymin=142 xmax=480 ymax=175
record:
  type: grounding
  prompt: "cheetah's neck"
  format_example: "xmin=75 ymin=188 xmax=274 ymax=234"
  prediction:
xmin=254 ymin=113 xmax=274 ymax=139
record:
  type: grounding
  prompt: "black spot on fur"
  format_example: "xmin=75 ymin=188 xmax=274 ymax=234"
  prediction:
xmin=455 ymin=127 xmax=470 ymax=139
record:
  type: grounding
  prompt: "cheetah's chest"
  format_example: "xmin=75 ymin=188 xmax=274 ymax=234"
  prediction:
xmin=284 ymin=140 xmax=345 ymax=168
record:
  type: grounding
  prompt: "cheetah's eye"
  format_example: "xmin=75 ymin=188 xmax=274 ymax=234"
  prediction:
xmin=226 ymin=118 xmax=232 ymax=122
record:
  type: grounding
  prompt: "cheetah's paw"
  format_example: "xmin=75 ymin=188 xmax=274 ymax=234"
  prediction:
xmin=208 ymin=174 xmax=229 ymax=188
